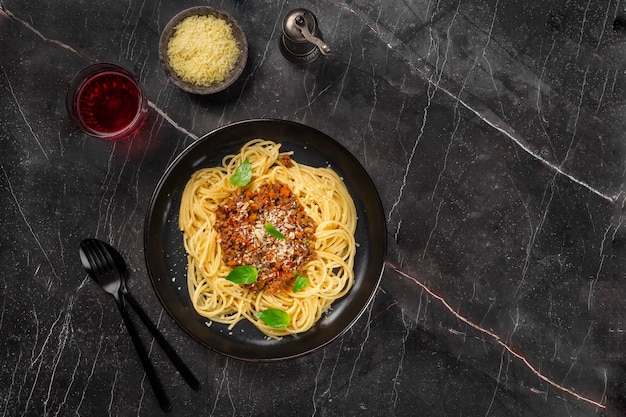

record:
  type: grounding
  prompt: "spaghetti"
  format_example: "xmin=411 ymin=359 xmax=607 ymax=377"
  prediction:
xmin=179 ymin=139 xmax=357 ymax=337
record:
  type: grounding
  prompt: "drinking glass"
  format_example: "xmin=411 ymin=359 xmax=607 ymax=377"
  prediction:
xmin=66 ymin=63 xmax=148 ymax=141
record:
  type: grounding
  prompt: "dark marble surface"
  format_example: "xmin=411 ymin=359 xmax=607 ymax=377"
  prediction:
xmin=1 ymin=0 xmax=626 ymax=416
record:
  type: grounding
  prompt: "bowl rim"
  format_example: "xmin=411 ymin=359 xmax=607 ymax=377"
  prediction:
xmin=159 ymin=6 xmax=248 ymax=95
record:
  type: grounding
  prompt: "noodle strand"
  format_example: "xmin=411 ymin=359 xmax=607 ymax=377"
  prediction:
xmin=180 ymin=140 xmax=357 ymax=338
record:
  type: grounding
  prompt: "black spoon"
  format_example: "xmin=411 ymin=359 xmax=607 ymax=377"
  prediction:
xmin=85 ymin=239 xmax=200 ymax=391
xmin=79 ymin=238 xmax=201 ymax=410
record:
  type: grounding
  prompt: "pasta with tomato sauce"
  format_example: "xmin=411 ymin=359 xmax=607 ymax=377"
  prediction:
xmin=179 ymin=139 xmax=357 ymax=337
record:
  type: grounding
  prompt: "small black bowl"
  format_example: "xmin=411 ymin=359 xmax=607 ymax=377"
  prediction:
xmin=159 ymin=6 xmax=248 ymax=95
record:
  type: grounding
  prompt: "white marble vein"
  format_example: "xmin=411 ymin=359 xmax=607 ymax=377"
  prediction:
xmin=1 ymin=66 xmax=49 ymax=161
xmin=0 ymin=6 xmax=84 ymax=57
xmin=576 ymin=0 xmax=594 ymax=60
xmin=343 ymin=300 xmax=375 ymax=403
xmin=21 ymin=309 xmax=63 ymax=417
xmin=0 ymin=165 xmax=59 ymax=283
xmin=42 ymin=298 xmax=74 ymax=416
xmin=390 ymin=308 xmax=409 ymax=409
xmin=333 ymin=0 xmax=619 ymax=207
xmin=389 ymin=263 xmax=606 ymax=410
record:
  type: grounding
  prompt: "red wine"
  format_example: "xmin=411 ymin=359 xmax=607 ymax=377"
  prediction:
xmin=76 ymin=71 xmax=141 ymax=134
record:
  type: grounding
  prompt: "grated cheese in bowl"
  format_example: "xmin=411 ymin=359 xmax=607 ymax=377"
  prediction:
xmin=167 ymin=15 xmax=240 ymax=87
xmin=159 ymin=6 xmax=248 ymax=94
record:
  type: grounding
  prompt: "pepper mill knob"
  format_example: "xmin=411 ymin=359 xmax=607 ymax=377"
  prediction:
xmin=279 ymin=8 xmax=330 ymax=64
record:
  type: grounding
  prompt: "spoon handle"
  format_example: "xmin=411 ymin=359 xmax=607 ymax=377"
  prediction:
xmin=115 ymin=296 xmax=172 ymax=412
xmin=123 ymin=291 xmax=201 ymax=391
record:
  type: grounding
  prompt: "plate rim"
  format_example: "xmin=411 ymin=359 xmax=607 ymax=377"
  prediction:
xmin=143 ymin=118 xmax=387 ymax=361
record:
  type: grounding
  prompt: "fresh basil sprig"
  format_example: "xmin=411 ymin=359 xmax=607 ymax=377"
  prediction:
xmin=264 ymin=222 xmax=286 ymax=239
xmin=254 ymin=308 xmax=290 ymax=328
xmin=226 ymin=265 xmax=258 ymax=284
xmin=230 ymin=157 xmax=252 ymax=186
xmin=293 ymin=274 xmax=309 ymax=292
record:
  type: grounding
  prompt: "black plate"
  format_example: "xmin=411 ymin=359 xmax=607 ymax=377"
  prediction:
xmin=144 ymin=119 xmax=386 ymax=361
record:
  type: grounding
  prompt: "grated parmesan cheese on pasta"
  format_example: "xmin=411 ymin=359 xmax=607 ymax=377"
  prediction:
xmin=167 ymin=15 xmax=240 ymax=87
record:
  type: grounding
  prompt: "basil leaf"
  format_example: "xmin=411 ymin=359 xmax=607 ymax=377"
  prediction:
xmin=230 ymin=157 xmax=252 ymax=186
xmin=264 ymin=222 xmax=286 ymax=239
xmin=254 ymin=308 xmax=290 ymax=328
xmin=226 ymin=265 xmax=258 ymax=284
xmin=293 ymin=275 xmax=309 ymax=292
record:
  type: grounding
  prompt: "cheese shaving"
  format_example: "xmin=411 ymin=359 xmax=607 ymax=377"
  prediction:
xmin=167 ymin=14 xmax=240 ymax=86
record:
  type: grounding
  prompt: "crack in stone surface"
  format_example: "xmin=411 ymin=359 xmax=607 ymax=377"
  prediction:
xmin=388 ymin=262 xmax=606 ymax=410
xmin=0 ymin=5 xmax=199 ymax=141
xmin=329 ymin=0 xmax=619 ymax=207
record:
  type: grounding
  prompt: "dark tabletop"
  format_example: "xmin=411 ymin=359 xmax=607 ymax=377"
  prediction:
xmin=1 ymin=1 xmax=626 ymax=416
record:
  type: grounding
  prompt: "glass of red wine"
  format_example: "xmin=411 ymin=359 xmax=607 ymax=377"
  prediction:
xmin=66 ymin=63 xmax=148 ymax=141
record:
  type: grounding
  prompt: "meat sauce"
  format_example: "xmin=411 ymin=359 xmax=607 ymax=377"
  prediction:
xmin=214 ymin=179 xmax=317 ymax=293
